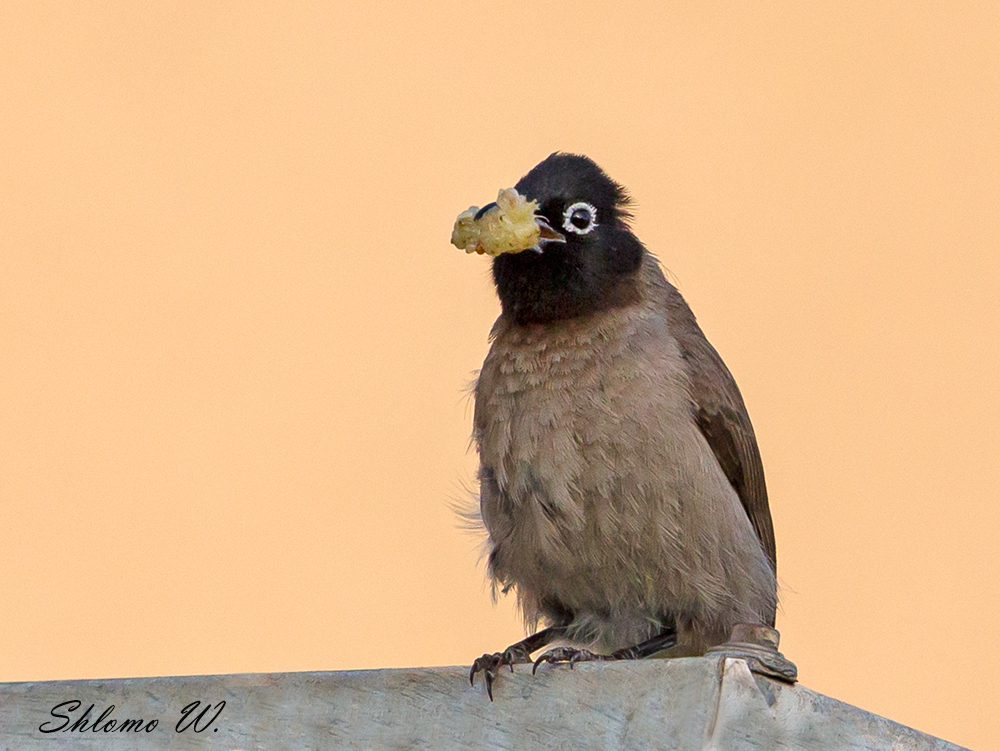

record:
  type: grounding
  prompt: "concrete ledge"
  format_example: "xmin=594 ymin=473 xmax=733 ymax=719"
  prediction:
xmin=0 ymin=656 xmax=967 ymax=750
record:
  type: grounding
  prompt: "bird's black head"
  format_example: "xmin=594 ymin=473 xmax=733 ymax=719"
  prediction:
xmin=492 ymin=153 xmax=646 ymax=325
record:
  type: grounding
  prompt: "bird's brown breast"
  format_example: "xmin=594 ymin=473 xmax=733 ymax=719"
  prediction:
xmin=473 ymin=274 xmax=776 ymax=650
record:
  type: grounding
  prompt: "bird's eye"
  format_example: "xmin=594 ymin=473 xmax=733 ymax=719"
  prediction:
xmin=562 ymin=202 xmax=598 ymax=235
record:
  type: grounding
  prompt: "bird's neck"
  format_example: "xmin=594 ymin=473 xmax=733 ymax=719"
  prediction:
xmin=493 ymin=250 xmax=644 ymax=326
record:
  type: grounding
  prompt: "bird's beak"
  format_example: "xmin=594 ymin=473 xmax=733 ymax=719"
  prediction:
xmin=531 ymin=215 xmax=566 ymax=253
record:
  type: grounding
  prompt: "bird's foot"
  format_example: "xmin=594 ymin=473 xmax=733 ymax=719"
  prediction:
xmin=531 ymin=647 xmax=611 ymax=674
xmin=469 ymin=645 xmax=533 ymax=701
xmin=530 ymin=626 xmax=678 ymax=674
xmin=469 ymin=625 xmax=567 ymax=699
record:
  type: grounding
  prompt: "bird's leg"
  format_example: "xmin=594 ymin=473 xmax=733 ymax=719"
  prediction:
xmin=470 ymin=625 xmax=566 ymax=700
xmin=532 ymin=625 xmax=678 ymax=673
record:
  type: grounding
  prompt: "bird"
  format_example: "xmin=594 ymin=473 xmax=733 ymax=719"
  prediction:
xmin=459 ymin=153 xmax=778 ymax=700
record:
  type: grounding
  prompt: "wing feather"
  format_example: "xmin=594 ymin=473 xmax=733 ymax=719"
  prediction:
xmin=655 ymin=270 xmax=777 ymax=575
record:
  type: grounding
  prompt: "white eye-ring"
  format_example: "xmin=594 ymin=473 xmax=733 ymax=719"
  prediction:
xmin=562 ymin=201 xmax=598 ymax=235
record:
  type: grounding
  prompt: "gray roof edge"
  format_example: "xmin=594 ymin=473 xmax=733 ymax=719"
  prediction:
xmin=0 ymin=655 xmax=970 ymax=750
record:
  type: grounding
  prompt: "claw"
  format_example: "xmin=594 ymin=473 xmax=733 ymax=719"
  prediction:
xmin=532 ymin=648 xmax=561 ymax=675
xmin=533 ymin=647 xmax=608 ymax=674
xmin=469 ymin=628 xmax=565 ymax=699
xmin=470 ymin=651 xmax=520 ymax=701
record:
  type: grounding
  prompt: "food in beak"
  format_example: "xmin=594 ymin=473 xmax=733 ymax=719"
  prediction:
xmin=451 ymin=188 xmax=564 ymax=256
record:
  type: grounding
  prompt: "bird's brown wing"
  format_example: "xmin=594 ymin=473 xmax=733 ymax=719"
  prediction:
xmin=656 ymin=271 xmax=777 ymax=576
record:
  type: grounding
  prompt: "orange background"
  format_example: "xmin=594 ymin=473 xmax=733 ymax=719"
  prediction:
xmin=2 ymin=2 xmax=997 ymax=748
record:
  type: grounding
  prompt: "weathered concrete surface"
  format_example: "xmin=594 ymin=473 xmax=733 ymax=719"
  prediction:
xmin=0 ymin=656 xmax=968 ymax=750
